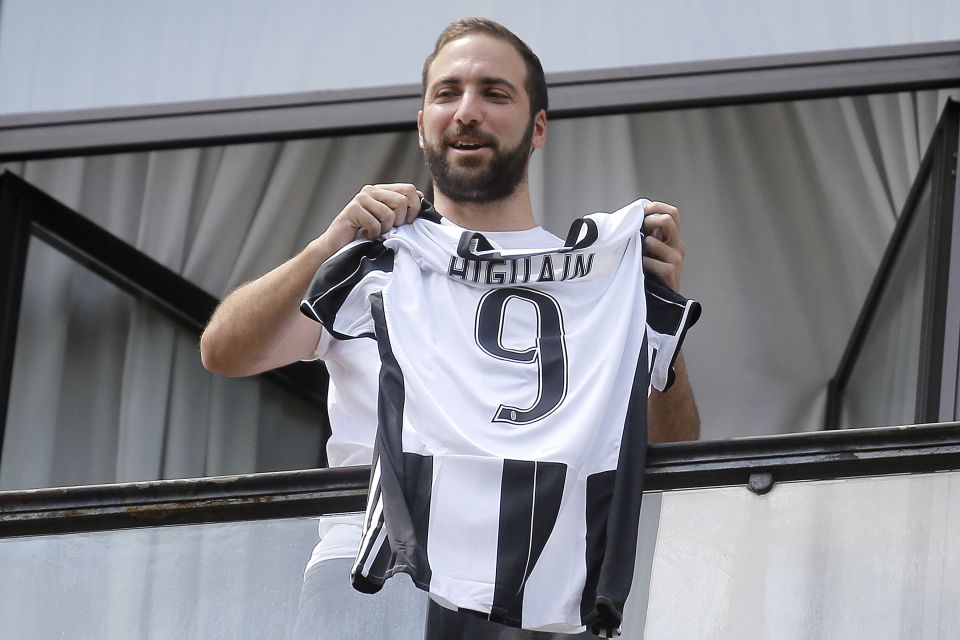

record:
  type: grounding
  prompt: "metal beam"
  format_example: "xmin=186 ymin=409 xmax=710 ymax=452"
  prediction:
xmin=2 ymin=422 xmax=958 ymax=537
xmin=0 ymin=172 xmax=328 ymax=410
xmin=0 ymin=41 xmax=958 ymax=161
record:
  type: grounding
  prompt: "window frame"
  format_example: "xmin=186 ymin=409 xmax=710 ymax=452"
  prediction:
xmin=0 ymin=172 xmax=329 ymax=467
xmin=1 ymin=421 xmax=958 ymax=538
xmin=0 ymin=41 xmax=957 ymax=161
xmin=825 ymin=101 xmax=960 ymax=428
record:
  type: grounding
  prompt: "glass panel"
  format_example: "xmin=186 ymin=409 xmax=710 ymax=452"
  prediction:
xmin=627 ymin=472 xmax=960 ymax=639
xmin=3 ymin=473 xmax=955 ymax=640
xmin=0 ymin=237 xmax=325 ymax=490
xmin=0 ymin=515 xmax=430 ymax=640
xmin=841 ymin=180 xmax=933 ymax=428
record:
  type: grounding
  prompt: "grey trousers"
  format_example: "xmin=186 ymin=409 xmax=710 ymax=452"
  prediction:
xmin=292 ymin=558 xmax=428 ymax=640
xmin=292 ymin=558 xmax=592 ymax=639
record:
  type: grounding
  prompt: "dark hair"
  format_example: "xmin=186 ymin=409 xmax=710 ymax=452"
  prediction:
xmin=421 ymin=17 xmax=548 ymax=117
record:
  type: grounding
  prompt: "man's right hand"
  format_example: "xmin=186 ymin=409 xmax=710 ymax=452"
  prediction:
xmin=318 ymin=184 xmax=423 ymax=258
xmin=200 ymin=183 xmax=422 ymax=377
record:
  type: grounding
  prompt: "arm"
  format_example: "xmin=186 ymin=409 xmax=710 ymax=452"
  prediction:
xmin=648 ymin=354 xmax=700 ymax=443
xmin=200 ymin=184 xmax=421 ymax=376
xmin=642 ymin=201 xmax=700 ymax=443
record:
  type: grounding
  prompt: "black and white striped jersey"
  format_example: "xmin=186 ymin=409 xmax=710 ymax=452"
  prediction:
xmin=301 ymin=199 xmax=700 ymax=636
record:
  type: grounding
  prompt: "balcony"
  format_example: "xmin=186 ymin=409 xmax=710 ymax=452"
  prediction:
xmin=2 ymin=424 xmax=958 ymax=639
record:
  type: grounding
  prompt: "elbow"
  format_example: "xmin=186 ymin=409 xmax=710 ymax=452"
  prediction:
xmin=199 ymin=328 xmax=242 ymax=377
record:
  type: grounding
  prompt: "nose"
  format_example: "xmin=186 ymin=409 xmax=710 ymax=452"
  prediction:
xmin=454 ymin=89 xmax=483 ymax=126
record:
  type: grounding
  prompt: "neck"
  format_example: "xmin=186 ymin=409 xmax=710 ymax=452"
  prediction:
xmin=432 ymin=181 xmax=537 ymax=232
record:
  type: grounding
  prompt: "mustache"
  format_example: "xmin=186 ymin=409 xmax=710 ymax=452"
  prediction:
xmin=442 ymin=126 xmax=497 ymax=147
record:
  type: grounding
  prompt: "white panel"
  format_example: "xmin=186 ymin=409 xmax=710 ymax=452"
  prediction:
xmin=0 ymin=518 xmax=320 ymax=640
xmin=638 ymin=472 xmax=960 ymax=640
xmin=426 ymin=455 xmax=501 ymax=612
xmin=1 ymin=0 xmax=958 ymax=114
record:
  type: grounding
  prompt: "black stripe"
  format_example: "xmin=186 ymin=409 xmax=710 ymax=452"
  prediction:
xmin=403 ymin=451 xmax=433 ymax=586
xmin=457 ymin=231 xmax=498 ymax=260
xmin=491 ymin=459 xmax=566 ymax=625
xmin=418 ymin=198 xmax=443 ymax=224
xmin=351 ymin=454 xmax=384 ymax=580
xmin=491 ymin=460 xmax=533 ymax=620
xmin=352 ymin=292 xmax=432 ymax=592
xmin=644 ymin=272 xmax=701 ymax=391
xmin=581 ymin=336 xmax=650 ymax=636
xmin=563 ymin=217 xmax=600 ymax=250
xmin=581 ymin=470 xmax=615 ymax=624
xmin=299 ymin=240 xmax=394 ymax=340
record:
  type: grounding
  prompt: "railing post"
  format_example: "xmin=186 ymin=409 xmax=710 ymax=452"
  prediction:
xmin=0 ymin=172 xmax=33 ymax=464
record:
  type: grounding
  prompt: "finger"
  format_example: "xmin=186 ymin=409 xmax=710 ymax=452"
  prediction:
xmin=643 ymin=256 xmax=679 ymax=291
xmin=352 ymin=208 xmax=385 ymax=240
xmin=373 ymin=183 xmax=420 ymax=208
xmin=363 ymin=186 xmax=409 ymax=226
xmin=356 ymin=193 xmax=398 ymax=235
xmin=643 ymin=235 xmax=683 ymax=266
xmin=643 ymin=213 xmax=680 ymax=245
xmin=406 ymin=205 xmax=420 ymax=224
xmin=397 ymin=184 xmax=422 ymax=223
xmin=372 ymin=184 xmax=422 ymax=227
xmin=644 ymin=201 xmax=680 ymax=230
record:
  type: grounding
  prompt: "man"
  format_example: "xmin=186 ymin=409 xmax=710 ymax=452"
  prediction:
xmin=201 ymin=17 xmax=698 ymax=638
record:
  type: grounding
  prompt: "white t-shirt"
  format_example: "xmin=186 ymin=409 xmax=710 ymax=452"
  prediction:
xmin=301 ymin=200 xmax=700 ymax=636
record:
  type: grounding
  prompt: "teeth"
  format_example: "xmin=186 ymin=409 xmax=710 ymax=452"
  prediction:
xmin=453 ymin=142 xmax=482 ymax=149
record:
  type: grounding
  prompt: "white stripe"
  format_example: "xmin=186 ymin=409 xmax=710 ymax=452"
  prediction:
xmin=362 ymin=525 xmax=389 ymax=576
xmin=516 ymin=461 xmax=538 ymax=597
xmin=353 ymin=460 xmax=384 ymax=576
xmin=647 ymin=289 xmax=687 ymax=309
xmin=352 ymin=494 xmax=384 ymax=576
xmin=360 ymin=457 xmax=382 ymax=535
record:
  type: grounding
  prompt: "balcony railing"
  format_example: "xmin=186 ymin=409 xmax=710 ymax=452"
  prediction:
xmin=1 ymin=423 xmax=959 ymax=639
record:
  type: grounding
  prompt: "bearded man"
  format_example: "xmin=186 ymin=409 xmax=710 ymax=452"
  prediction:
xmin=201 ymin=17 xmax=698 ymax=639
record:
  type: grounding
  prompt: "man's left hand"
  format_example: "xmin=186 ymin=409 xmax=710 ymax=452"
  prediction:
xmin=642 ymin=201 xmax=686 ymax=291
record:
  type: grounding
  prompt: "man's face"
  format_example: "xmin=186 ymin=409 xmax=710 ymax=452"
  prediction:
xmin=419 ymin=34 xmax=547 ymax=204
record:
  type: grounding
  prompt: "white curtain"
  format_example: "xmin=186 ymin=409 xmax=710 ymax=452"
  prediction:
xmin=1 ymin=89 xmax=957 ymax=491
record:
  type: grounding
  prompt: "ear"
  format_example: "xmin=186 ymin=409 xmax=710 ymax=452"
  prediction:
xmin=417 ymin=110 xmax=425 ymax=149
xmin=531 ymin=109 xmax=547 ymax=150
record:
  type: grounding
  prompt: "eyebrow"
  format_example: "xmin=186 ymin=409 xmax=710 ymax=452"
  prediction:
xmin=431 ymin=75 xmax=519 ymax=93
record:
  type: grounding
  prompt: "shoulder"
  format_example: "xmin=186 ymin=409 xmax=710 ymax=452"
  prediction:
xmin=304 ymin=239 xmax=395 ymax=302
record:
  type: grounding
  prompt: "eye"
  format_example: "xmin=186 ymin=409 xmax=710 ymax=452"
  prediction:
xmin=486 ymin=89 xmax=511 ymax=101
xmin=434 ymin=87 xmax=458 ymax=100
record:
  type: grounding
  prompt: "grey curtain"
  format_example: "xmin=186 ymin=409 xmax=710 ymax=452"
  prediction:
xmin=0 ymin=134 xmax=430 ymax=490
xmin=1 ymin=89 xmax=957 ymax=491
xmin=538 ymin=89 xmax=958 ymax=437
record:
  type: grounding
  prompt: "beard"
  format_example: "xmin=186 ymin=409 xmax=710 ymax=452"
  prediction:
xmin=423 ymin=118 xmax=535 ymax=205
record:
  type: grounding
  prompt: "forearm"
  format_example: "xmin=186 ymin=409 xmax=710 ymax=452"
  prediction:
xmin=200 ymin=183 xmax=422 ymax=377
xmin=199 ymin=237 xmax=331 ymax=376
xmin=647 ymin=353 xmax=700 ymax=443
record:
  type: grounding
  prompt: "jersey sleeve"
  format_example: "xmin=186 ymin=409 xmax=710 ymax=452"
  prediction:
xmin=300 ymin=239 xmax=395 ymax=340
xmin=645 ymin=272 xmax=701 ymax=392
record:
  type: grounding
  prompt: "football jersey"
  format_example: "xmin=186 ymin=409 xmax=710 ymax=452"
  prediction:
xmin=300 ymin=199 xmax=701 ymax=636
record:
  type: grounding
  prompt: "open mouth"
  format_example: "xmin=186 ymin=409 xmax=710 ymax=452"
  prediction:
xmin=445 ymin=131 xmax=496 ymax=152
xmin=450 ymin=141 xmax=487 ymax=150
xmin=448 ymin=139 xmax=493 ymax=152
